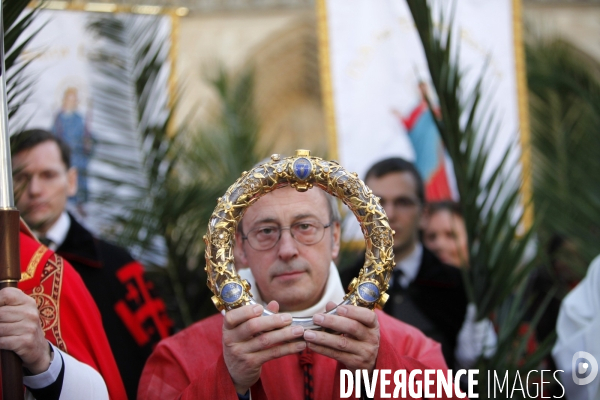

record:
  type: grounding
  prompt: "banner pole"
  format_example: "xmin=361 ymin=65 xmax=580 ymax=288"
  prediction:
xmin=0 ymin=1 xmax=25 ymax=398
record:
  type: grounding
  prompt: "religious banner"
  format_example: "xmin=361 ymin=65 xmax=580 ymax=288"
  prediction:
xmin=14 ymin=7 xmax=175 ymax=235
xmin=317 ymin=0 xmax=528 ymax=241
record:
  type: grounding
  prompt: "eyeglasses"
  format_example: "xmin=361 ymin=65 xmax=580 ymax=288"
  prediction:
xmin=242 ymin=221 xmax=332 ymax=251
xmin=380 ymin=196 xmax=420 ymax=210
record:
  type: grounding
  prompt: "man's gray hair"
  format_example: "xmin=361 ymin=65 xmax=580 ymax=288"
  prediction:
xmin=245 ymin=157 xmax=341 ymax=226
xmin=236 ymin=188 xmax=340 ymax=234
xmin=324 ymin=192 xmax=341 ymax=223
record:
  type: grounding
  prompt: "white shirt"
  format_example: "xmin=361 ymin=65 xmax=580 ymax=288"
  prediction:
xmin=24 ymin=343 xmax=108 ymax=400
xmin=395 ymin=243 xmax=422 ymax=288
xmin=23 ymin=343 xmax=64 ymax=390
xmin=36 ymin=212 xmax=71 ymax=251
xmin=553 ymin=255 xmax=600 ymax=400
xmin=238 ymin=262 xmax=346 ymax=317
xmin=397 ymin=243 xmax=497 ymax=368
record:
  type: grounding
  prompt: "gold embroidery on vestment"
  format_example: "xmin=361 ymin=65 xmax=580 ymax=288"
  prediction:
xmin=30 ymin=254 xmax=67 ymax=352
xmin=21 ymin=246 xmax=47 ymax=282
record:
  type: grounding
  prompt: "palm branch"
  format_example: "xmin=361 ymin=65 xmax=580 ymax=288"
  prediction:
xmin=84 ymin=14 xmax=191 ymax=325
xmin=527 ymin=38 xmax=600 ymax=276
xmin=87 ymin=13 xmax=266 ymax=327
xmin=125 ymin=69 xmax=265 ymax=327
xmin=405 ymin=0 xmax=535 ymax=320
xmin=4 ymin=0 xmax=43 ymax=127
xmin=405 ymin=1 xmax=552 ymax=397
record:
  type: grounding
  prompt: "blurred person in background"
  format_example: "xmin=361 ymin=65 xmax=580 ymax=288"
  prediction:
xmin=529 ymin=234 xmax=582 ymax=344
xmin=422 ymin=201 xmax=468 ymax=268
xmin=520 ymin=235 xmax=583 ymax=398
xmin=340 ymin=157 xmax=469 ymax=369
xmin=11 ymin=129 xmax=173 ymax=399
xmin=422 ymin=201 xmax=496 ymax=368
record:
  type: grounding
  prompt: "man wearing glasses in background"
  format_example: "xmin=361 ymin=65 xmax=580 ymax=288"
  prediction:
xmin=340 ymin=158 xmax=470 ymax=369
xmin=139 ymin=185 xmax=453 ymax=399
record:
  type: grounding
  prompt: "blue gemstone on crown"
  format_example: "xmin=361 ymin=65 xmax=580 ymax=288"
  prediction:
xmin=293 ymin=158 xmax=312 ymax=180
xmin=221 ymin=282 xmax=243 ymax=304
xmin=357 ymin=282 xmax=379 ymax=303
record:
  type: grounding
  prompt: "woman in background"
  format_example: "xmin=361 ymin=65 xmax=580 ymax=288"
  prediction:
xmin=423 ymin=201 xmax=469 ymax=268
xmin=423 ymin=201 xmax=496 ymax=369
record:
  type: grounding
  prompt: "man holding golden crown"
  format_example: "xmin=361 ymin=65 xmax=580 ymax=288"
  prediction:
xmin=139 ymin=168 xmax=454 ymax=400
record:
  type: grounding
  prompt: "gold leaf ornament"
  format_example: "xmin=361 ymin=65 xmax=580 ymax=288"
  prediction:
xmin=204 ymin=150 xmax=394 ymax=329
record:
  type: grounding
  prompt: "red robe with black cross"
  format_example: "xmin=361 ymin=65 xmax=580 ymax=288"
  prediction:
xmin=138 ymin=310 xmax=457 ymax=400
xmin=55 ymin=213 xmax=173 ymax=399
xmin=7 ymin=223 xmax=128 ymax=399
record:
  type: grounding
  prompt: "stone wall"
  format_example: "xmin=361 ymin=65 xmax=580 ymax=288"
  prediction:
xmin=176 ymin=9 xmax=326 ymax=155
xmin=107 ymin=0 xmax=600 ymax=12
xmin=173 ymin=1 xmax=600 ymax=154
xmin=524 ymin=3 xmax=600 ymax=61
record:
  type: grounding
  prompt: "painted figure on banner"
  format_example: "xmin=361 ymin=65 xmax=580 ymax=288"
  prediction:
xmin=51 ymin=86 xmax=94 ymax=214
xmin=392 ymin=81 xmax=453 ymax=201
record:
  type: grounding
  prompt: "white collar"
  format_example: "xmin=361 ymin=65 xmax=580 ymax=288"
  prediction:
xmin=237 ymin=262 xmax=347 ymax=317
xmin=395 ymin=243 xmax=423 ymax=288
xmin=36 ymin=212 xmax=71 ymax=250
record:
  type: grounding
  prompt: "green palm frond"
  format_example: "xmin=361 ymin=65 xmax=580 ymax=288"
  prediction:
xmin=527 ymin=38 xmax=600 ymax=275
xmin=87 ymin=12 xmax=266 ymax=327
xmin=86 ymin=13 xmax=192 ymax=325
xmin=136 ymin=69 xmax=265 ymax=327
xmin=4 ymin=0 xmax=44 ymax=125
xmin=5 ymin=0 xmax=39 ymax=69
xmin=406 ymin=2 xmax=551 ymax=396
xmin=406 ymin=0 xmax=535 ymax=320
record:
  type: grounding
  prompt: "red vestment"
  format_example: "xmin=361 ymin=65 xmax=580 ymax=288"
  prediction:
xmin=14 ymin=226 xmax=128 ymax=400
xmin=139 ymin=310 xmax=454 ymax=400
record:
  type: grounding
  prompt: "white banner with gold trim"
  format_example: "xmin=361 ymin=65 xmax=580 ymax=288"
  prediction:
xmin=15 ymin=9 xmax=173 ymax=239
xmin=318 ymin=0 xmax=526 ymax=241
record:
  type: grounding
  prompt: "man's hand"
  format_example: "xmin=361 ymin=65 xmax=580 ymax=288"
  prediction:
xmin=303 ymin=302 xmax=380 ymax=373
xmin=222 ymin=301 xmax=306 ymax=395
xmin=0 ymin=287 xmax=52 ymax=374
